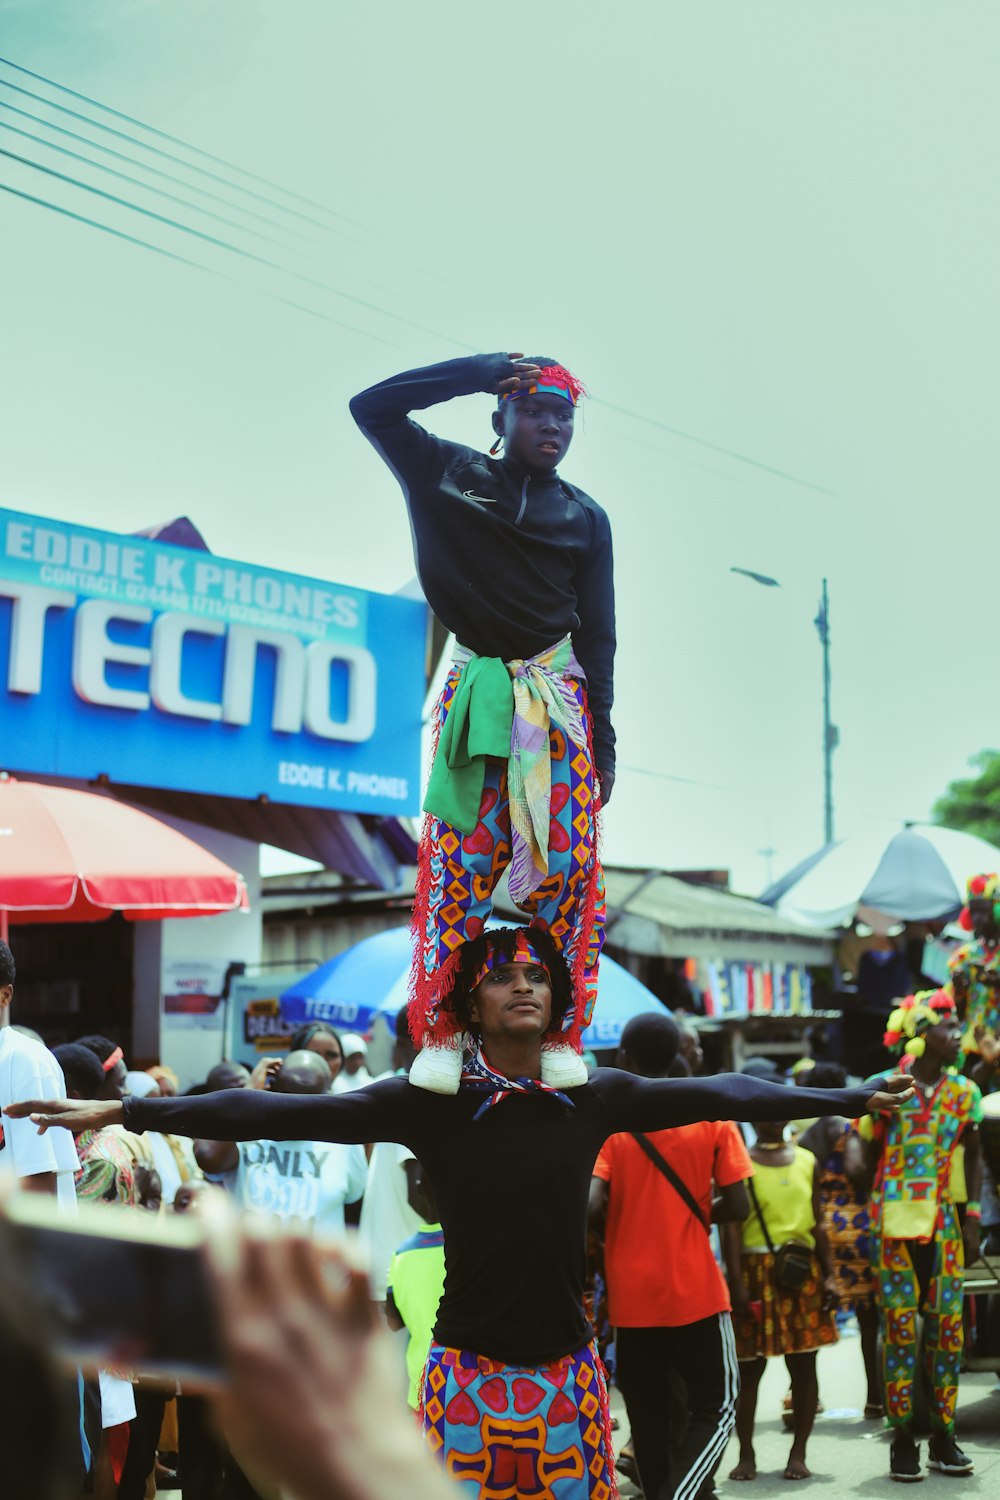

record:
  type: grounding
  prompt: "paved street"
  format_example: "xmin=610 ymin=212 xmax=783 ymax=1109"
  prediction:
xmin=613 ymin=1329 xmax=1000 ymax=1496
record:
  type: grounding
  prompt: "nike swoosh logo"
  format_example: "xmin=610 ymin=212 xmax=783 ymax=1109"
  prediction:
xmin=463 ymin=490 xmax=497 ymax=503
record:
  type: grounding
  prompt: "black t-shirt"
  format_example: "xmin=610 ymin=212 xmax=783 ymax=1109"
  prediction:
xmin=125 ymin=1070 xmax=873 ymax=1366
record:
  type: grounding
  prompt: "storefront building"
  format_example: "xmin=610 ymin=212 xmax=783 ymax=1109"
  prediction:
xmin=0 ymin=506 xmax=424 ymax=1081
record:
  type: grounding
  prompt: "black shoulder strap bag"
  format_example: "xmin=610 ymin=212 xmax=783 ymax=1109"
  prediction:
xmin=630 ymin=1132 xmax=710 ymax=1233
xmin=746 ymin=1173 xmax=813 ymax=1291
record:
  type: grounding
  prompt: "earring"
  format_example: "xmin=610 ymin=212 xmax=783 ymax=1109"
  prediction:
xmin=489 ymin=435 xmax=503 ymax=455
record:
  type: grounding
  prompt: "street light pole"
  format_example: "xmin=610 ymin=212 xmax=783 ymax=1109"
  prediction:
xmin=814 ymin=578 xmax=837 ymax=845
xmin=732 ymin=566 xmax=839 ymax=848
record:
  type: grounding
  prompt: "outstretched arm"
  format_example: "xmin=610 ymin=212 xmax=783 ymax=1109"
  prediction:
xmin=5 ymin=1077 xmax=415 ymax=1149
xmin=591 ymin=1068 xmax=913 ymax=1135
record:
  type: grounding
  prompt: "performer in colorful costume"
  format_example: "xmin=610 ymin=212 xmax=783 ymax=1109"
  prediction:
xmin=948 ymin=872 xmax=1000 ymax=1062
xmin=351 ymin=354 xmax=613 ymax=1093
xmin=858 ymin=989 xmax=982 ymax=1481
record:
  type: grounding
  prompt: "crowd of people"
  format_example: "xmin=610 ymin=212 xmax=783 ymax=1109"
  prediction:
xmin=2 ymin=924 xmax=941 ymax=1500
xmin=1 ymin=355 xmax=997 ymax=1500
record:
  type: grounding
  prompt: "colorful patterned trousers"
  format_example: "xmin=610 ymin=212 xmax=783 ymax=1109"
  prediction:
xmin=412 ymin=664 xmax=605 ymax=1048
xmin=420 ymin=1340 xmax=618 ymax=1500
xmin=872 ymin=1207 xmax=964 ymax=1432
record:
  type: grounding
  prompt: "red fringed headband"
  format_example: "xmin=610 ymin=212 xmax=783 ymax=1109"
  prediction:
xmin=501 ymin=364 xmax=587 ymax=407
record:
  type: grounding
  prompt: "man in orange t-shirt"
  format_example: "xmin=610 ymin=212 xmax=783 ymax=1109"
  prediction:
xmin=590 ymin=1014 xmax=753 ymax=1500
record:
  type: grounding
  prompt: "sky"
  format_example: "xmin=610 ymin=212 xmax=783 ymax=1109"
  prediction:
xmin=1 ymin=1 xmax=997 ymax=896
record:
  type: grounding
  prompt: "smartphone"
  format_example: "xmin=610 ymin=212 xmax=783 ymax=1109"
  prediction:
xmin=0 ymin=1189 xmax=224 ymax=1385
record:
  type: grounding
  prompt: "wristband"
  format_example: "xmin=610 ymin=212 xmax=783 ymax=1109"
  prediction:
xmin=965 ymin=1202 xmax=981 ymax=1220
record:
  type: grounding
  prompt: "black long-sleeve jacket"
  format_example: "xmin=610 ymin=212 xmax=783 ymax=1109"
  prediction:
xmin=350 ymin=354 xmax=616 ymax=775
xmin=124 ymin=1070 xmax=874 ymax=1365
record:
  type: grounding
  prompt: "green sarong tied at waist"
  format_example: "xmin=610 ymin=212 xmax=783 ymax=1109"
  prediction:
xmin=423 ymin=638 xmax=588 ymax=903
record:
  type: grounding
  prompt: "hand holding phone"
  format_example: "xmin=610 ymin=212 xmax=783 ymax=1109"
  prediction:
xmin=200 ymin=1200 xmax=452 ymax=1500
xmin=0 ymin=1186 xmax=223 ymax=1385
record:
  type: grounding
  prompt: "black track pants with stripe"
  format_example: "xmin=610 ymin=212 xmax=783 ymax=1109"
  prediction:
xmin=616 ymin=1311 xmax=740 ymax=1500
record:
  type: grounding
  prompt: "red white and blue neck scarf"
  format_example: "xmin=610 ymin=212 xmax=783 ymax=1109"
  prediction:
xmin=460 ymin=1046 xmax=574 ymax=1122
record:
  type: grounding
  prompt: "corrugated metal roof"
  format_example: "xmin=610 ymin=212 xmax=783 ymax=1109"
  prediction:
xmin=600 ymin=868 xmax=835 ymax=961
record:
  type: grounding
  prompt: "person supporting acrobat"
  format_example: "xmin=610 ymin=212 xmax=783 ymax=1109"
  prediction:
xmin=350 ymin=354 xmax=615 ymax=1094
xmin=9 ymin=927 xmax=916 ymax=1500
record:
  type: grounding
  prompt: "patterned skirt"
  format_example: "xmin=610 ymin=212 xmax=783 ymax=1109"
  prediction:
xmin=732 ymin=1252 xmax=838 ymax=1361
xmin=819 ymin=1158 xmax=876 ymax=1312
xmin=420 ymin=1340 xmax=617 ymax=1499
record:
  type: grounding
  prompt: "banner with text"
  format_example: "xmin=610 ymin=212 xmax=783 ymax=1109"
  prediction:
xmin=0 ymin=508 xmax=424 ymax=814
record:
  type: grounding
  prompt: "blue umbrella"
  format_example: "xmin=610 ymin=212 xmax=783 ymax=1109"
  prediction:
xmin=280 ymin=926 xmax=414 ymax=1033
xmin=280 ymin=925 xmax=668 ymax=1049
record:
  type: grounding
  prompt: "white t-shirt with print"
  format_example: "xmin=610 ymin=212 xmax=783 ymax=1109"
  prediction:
xmin=234 ymin=1137 xmax=368 ymax=1236
xmin=0 ymin=1028 xmax=136 ymax=1427
xmin=0 ymin=1026 xmax=79 ymax=1210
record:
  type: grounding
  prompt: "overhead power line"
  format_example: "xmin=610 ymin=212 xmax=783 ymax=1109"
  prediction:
xmin=617 ymin=763 xmax=733 ymax=792
xmin=0 ymin=117 xmax=290 ymax=247
xmin=0 ymin=98 xmax=316 ymax=241
xmin=0 ymin=73 xmax=345 ymax=236
xmin=0 ymin=52 xmax=357 ymax=226
xmin=0 ymin=59 xmax=835 ymax=497
xmin=0 ymin=145 xmax=474 ymax=349
xmin=0 ymin=179 xmax=401 ymax=347
xmin=591 ymin=395 xmax=837 ymax=498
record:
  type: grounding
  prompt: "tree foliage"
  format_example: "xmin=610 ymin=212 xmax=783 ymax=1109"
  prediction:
xmin=934 ymin=749 xmax=1000 ymax=845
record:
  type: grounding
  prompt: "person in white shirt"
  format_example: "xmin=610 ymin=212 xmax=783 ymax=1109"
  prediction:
xmin=359 ymin=1009 xmax=422 ymax=1302
xmin=331 ymin=1033 xmax=372 ymax=1094
xmin=0 ymin=942 xmax=80 ymax=1206
xmin=197 ymin=1050 xmax=368 ymax=1235
xmin=0 ymin=940 xmax=136 ymax=1480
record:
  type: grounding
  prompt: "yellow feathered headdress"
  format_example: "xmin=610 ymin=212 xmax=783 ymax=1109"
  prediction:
xmin=883 ymin=988 xmax=956 ymax=1058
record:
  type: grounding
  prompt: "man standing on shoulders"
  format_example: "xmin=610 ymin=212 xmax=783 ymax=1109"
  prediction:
xmin=590 ymin=1013 xmax=752 ymax=1500
xmin=861 ymin=990 xmax=982 ymax=1482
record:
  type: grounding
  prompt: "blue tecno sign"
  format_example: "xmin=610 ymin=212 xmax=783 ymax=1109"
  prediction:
xmin=0 ymin=508 xmax=425 ymax=816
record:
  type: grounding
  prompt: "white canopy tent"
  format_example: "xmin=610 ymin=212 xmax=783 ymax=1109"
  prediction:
xmin=764 ymin=824 xmax=1000 ymax=930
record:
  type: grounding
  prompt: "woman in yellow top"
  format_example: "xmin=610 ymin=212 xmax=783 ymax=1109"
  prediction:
xmin=722 ymin=1118 xmax=837 ymax=1482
